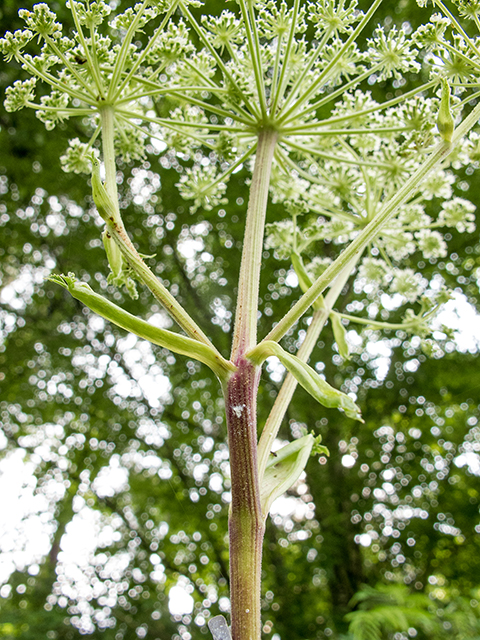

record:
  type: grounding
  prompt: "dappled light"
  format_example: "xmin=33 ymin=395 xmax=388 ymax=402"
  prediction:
xmin=1 ymin=0 xmax=480 ymax=638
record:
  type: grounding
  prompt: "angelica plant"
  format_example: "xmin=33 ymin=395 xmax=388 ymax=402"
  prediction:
xmin=2 ymin=0 xmax=480 ymax=638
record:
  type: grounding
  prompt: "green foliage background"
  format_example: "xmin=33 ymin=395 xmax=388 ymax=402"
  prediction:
xmin=0 ymin=0 xmax=480 ymax=639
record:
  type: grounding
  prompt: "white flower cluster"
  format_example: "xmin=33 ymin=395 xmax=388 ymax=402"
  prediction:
xmin=1 ymin=0 xmax=443 ymax=202
xmin=60 ymin=138 xmax=99 ymax=174
xmin=177 ymin=165 xmax=228 ymax=212
xmin=2 ymin=0 xmax=478 ymax=340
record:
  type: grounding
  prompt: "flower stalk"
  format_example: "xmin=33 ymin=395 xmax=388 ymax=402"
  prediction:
xmin=97 ymin=109 xmax=221 ymax=350
xmin=230 ymin=129 xmax=278 ymax=361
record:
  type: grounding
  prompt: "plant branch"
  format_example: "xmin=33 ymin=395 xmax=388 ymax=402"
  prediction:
xmin=270 ymin=0 xmax=301 ymax=116
xmin=276 ymin=0 xmax=384 ymax=125
xmin=111 ymin=1 xmax=180 ymax=103
xmin=98 ymin=107 xmax=221 ymax=349
xmin=179 ymin=1 xmax=261 ymax=120
xmin=68 ymin=0 xmax=105 ymax=98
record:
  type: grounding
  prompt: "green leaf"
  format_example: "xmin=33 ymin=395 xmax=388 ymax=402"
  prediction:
xmin=91 ymin=156 xmax=120 ymax=224
xmin=330 ymin=311 xmax=350 ymax=360
xmin=260 ymin=434 xmax=315 ymax=517
xmin=247 ymin=340 xmax=363 ymax=421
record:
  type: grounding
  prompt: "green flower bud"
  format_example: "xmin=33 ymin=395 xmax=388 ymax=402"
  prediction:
xmin=291 ymin=251 xmax=325 ymax=310
xmin=247 ymin=341 xmax=363 ymax=421
xmin=437 ymin=78 xmax=454 ymax=143
xmin=260 ymin=435 xmax=315 ymax=517
xmin=0 ymin=29 xmax=33 ymax=62
xmin=91 ymin=157 xmax=120 ymax=224
xmin=60 ymin=139 xmax=97 ymax=174
xmin=102 ymin=228 xmax=123 ymax=280
xmin=330 ymin=312 xmax=350 ymax=360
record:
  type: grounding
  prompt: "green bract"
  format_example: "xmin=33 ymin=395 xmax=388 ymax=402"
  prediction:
xmin=437 ymin=78 xmax=455 ymax=142
xmin=247 ymin=340 xmax=363 ymax=421
xmin=49 ymin=274 xmax=235 ymax=379
xmin=330 ymin=312 xmax=350 ymax=360
xmin=259 ymin=434 xmax=315 ymax=517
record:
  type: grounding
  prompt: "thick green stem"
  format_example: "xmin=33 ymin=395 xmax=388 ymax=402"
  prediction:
xmin=100 ymin=107 xmax=120 ymax=208
xmin=231 ymin=129 xmax=278 ymax=361
xmin=226 ymin=358 xmax=264 ymax=640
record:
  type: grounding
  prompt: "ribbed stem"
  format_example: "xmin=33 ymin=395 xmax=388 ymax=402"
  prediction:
xmin=230 ymin=129 xmax=278 ymax=361
xmin=226 ymin=358 xmax=264 ymax=640
xmin=99 ymin=107 xmax=220 ymax=349
xmin=100 ymin=107 xmax=119 ymax=206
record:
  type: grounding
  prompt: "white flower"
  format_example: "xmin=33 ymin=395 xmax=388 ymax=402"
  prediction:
xmin=60 ymin=139 xmax=98 ymax=174
xmin=367 ymin=26 xmax=421 ymax=81
xmin=397 ymin=203 xmax=432 ymax=228
xmin=265 ymin=220 xmax=297 ymax=259
xmin=438 ymin=197 xmax=476 ymax=233
xmin=456 ymin=0 xmax=480 ymax=21
xmin=467 ymin=131 xmax=480 ymax=163
xmin=114 ymin=122 xmax=146 ymax=164
xmin=259 ymin=1 xmax=306 ymax=39
xmin=0 ymin=29 xmax=33 ymax=62
xmin=177 ymin=164 xmax=228 ymax=212
xmin=19 ymin=4 xmax=62 ymax=40
xmin=413 ymin=13 xmax=449 ymax=51
xmin=420 ymin=169 xmax=455 ymax=200
xmin=358 ymin=258 xmax=390 ymax=286
xmin=36 ymin=90 xmax=70 ymax=130
xmin=306 ymin=256 xmax=333 ymax=281
xmin=269 ymin=170 xmax=310 ymax=213
xmin=415 ymin=229 xmax=447 ymax=259
xmin=201 ymin=11 xmax=244 ymax=51
xmin=307 ymin=0 xmax=362 ymax=37
xmin=379 ymin=230 xmax=416 ymax=261
xmin=4 ymin=77 xmax=36 ymax=112
xmin=390 ymin=269 xmax=425 ymax=303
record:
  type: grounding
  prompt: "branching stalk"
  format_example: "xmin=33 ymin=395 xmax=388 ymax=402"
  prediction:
xmin=257 ymin=256 xmax=360 ymax=484
xmin=277 ymin=0 xmax=384 ymax=124
xmin=263 ymin=97 xmax=480 ymax=344
xmin=230 ymin=129 xmax=278 ymax=361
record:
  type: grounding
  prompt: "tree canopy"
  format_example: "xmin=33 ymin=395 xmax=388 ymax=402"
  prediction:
xmin=1 ymin=0 xmax=480 ymax=639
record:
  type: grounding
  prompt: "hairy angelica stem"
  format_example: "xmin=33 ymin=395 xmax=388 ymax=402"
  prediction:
xmin=230 ymin=129 xmax=278 ymax=361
